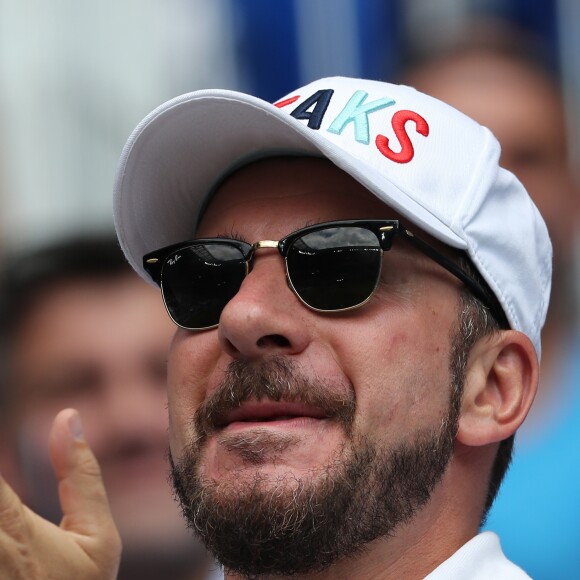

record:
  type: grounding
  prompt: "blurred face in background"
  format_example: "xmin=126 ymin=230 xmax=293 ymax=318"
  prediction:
xmin=6 ymin=274 xmax=192 ymax=561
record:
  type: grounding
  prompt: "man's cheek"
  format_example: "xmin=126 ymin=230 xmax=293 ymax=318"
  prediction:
xmin=167 ymin=406 xmax=192 ymax=461
xmin=169 ymin=329 xmax=226 ymax=386
xmin=351 ymin=394 xmax=401 ymax=441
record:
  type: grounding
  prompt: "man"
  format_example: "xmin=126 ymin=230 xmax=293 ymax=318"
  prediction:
xmin=0 ymin=76 xmax=550 ymax=578
xmin=405 ymin=38 xmax=580 ymax=577
xmin=0 ymin=236 xmax=207 ymax=580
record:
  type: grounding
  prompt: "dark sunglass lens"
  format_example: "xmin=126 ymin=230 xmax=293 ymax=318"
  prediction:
xmin=287 ymin=226 xmax=381 ymax=310
xmin=161 ymin=243 xmax=247 ymax=329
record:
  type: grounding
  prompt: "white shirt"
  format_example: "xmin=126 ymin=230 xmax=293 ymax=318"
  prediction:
xmin=425 ymin=532 xmax=530 ymax=579
xmin=210 ymin=531 xmax=530 ymax=579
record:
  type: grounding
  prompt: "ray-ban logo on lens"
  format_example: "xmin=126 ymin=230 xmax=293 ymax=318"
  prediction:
xmin=168 ymin=254 xmax=181 ymax=266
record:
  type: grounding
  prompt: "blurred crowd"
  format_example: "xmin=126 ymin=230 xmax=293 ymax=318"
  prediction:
xmin=0 ymin=237 xmax=211 ymax=579
xmin=0 ymin=2 xmax=578 ymax=579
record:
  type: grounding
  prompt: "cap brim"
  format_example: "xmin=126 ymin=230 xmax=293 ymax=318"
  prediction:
xmin=114 ymin=89 xmax=466 ymax=283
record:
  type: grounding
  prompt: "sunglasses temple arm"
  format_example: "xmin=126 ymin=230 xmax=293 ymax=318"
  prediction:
xmin=399 ymin=229 xmax=508 ymax=327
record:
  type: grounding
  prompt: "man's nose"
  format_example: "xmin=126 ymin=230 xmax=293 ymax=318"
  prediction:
xmin=218 ymin=253 xmax=312 ymax=359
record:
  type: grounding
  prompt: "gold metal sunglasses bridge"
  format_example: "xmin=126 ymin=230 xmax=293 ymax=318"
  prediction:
xmin=252 ymin=240 xmax=279 ymax=250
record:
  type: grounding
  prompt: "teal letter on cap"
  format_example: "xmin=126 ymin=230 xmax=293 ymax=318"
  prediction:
xmin=328 ymin=91 xmax=395 ymax=144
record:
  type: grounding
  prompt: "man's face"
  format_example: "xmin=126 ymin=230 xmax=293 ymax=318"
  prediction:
xmin=168 ymin=157 xmax=464 ymax=574
xmin=9 ymin=275 xmax=192 ymax=557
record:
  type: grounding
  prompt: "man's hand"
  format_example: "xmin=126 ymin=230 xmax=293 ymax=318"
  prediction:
xmin=0 ymin=409 xmax=122 ymax=579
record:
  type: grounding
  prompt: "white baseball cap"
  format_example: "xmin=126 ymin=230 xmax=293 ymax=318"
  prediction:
xmin=114 ymin=76 xmax=552 ymax=356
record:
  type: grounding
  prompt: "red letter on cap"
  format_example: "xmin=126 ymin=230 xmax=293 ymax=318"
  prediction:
xmin=376 ymin=110 xmax=429 ymax=163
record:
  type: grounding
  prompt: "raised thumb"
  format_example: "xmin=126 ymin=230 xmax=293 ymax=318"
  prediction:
xmin=49 ymin=409 xmax=121 ymax=571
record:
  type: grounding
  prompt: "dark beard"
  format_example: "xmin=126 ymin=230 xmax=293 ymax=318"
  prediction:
xmin=170 ymin=357 xmax=461 ymax=578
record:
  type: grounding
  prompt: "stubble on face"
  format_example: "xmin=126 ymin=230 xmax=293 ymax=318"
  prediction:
xmin=170 ymin=356 xmax=461 ymax=578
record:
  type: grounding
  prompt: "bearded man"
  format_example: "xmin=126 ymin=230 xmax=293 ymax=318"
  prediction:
xmin=0 ymin=77 xmax=550 ymax=579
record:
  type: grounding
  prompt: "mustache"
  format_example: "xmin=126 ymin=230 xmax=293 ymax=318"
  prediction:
xmin=193 ymin=357 xmax=356 ymax=443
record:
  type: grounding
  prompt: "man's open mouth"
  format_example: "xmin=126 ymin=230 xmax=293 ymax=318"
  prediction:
xmin=215 ymin=400 xmax=330 ymax=430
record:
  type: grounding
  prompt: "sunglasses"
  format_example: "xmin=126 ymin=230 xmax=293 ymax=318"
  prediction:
xmin=143 ymin=219 xmax=506 ymax=331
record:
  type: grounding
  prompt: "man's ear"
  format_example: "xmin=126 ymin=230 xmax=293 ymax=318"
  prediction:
xmin=456 ymin=330 xmax=538 ymax=446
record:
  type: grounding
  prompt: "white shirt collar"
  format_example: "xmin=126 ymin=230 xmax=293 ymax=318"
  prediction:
xmin=425 ymin=532 xmax=530 ymax=579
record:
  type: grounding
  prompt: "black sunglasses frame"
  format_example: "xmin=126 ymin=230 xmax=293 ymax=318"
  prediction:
xmin=143 ymin=219 xmax=508 ymax=330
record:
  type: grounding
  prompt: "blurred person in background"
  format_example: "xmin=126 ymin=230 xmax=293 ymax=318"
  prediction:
xmin=405 ymin=24 xmax=580 ymax=578
xmin=0 ymin=236 xmax=209 ymax=580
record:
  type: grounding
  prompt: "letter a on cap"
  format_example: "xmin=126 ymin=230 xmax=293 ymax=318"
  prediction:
xmin=290 ymin=89 xmax=334 ymax=129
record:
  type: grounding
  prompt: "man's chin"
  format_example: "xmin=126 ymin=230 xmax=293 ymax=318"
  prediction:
xmin=198 ymin=425 xmax=346 ymax=481
xmin=170 ymin=415 xmax=458 ymax=578
xmin=171 ymin=434 xmax=390 ymax=577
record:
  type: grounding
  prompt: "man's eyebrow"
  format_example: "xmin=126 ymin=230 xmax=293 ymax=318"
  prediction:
xmin=208 ymin=230 xmax=252 ymax=243
xmin=206 ymin=220 xmax=324 ymax=245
